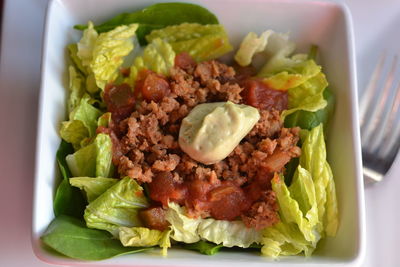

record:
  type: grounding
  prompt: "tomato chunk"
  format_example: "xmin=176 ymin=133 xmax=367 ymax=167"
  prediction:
xmin=242 ymin=79 xmax=288 ymax=111
xmin=208 ymin=183 xmax=249 ymax=220
xmin=175 ymin=52 xmax=196 ymax=70
xmin=135 ymin=69 xmax=170 ymax=102
xmin=104 ymin=83 xmax=135 ymax=121
xmin=148 ymin=172 xmax=187 ymax=207
xmin=139 ymin=207 xmax=170 ymax=231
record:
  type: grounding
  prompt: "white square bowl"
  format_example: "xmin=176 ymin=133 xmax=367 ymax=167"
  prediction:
xmin=32 ymin=0 xmax=365 ymax=266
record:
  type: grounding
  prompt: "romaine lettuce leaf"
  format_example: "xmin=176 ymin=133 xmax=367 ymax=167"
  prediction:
xmin=146 ymin=23 xmax=233 ymax=62
xmin=165 ymin=202 xmax=201 ymax=243
xmin=69 ymin=177 xmax=118 ymax=202
xmin=77 ymin=21 xmax=98 ymax=67
xmin=271 ymin=174 xmax=319 ymax=243
xmin=119 ymin=226 xmax=164 ymax=247
xmin=84 ymin=177 xmax=149 ymax=236
xmin=90 ymin=23 xmax=139 ymax=89
xmin=198 ymin=218 xmax=262 ymax=248
xmin=262 ymin=59 xmax=321 ymax=91
xmin=262 ymin=222 xmax=314 ymax=258
xmin=234 ymin=30 xmax=273 ymax=67
xmin=67 ymin=65 xmax=85 ymax=114
xmin=166 ymin=203 xmax=262 ymax=248
xmin=68 ymin=44 xmax=87 ymax=75
xmin=126 ymin=38 xmax=175 ymax=85
xmin=281 ymin=72 xmax=328 ymax=119
xmin=97 ymin=112 xmax=112 ymax=127
xmin=60 ymin=94 xmax=102 ymax=149
xmin=74 ymin=3 xmax=219 ymax=46
xmin=66 ymin=133 xmax=113 ymax=178
xmin=118 ymin=226 xmax=171 ymax=256
xmin=301 ymin=125 xmax=338 ymax=236
xmin=257 ymin=32 xmax=297 ymax=77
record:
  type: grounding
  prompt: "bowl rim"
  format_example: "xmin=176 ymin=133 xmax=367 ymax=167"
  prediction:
xmin=31 ymin=0 xmax=366 ymax=265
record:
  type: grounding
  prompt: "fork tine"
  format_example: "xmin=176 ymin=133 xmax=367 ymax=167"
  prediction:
xmin=378 ymin=79 xmax=400 ymax=159
xmin=361 ymin=53 xmax=398 ymax=150
xmin=359 ymin=52 xmax=386 ymax=127
xmin=367 ymin=55 xmax=399 ymax=153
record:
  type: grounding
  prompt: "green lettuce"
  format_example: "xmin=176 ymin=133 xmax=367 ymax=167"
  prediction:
xmin=146 ymin=23 xmax=233 ymax=62
xmin=271 ymin=173 xmax=319 ymax=244
xmin=90 ymin=23 xmax=138 ymax=89
xmin=262 ymin=59 xmax=321 ymax=91
xmin=69 ymin=177 xmax=118 ymax=202
xmin=183 ymin=240 xmax=223 ymax=255
xmin=165 ymin=202 xmax=201 ymax=243
xmin=77 ymin=21 xmax=98 ymax=67
xmin=234 ymin=30 xmax=273 ymax=67
xmin=97 ymin=112 xmax=112 ymax=127
xmin=119 ymin=226 xmax=164 ymax=247
xmin=41 ymin=215 xmax=150 ymax=260
xmin=300 ymin=124 xmax=338 ymax=236
xmin=74 ymin=3 xmax=219 ymax=46
xmin=118 ymin=226 xmax=171 ymax=256
xmin=281 ymin=72 xmax=328 ymax=119
xmin=261 ymin=124 xmax=338 ymax=258
xmin=66 ymin=133 xmax=113 ymax=178
xmin=60 ymin=94 xmax=102 ymax=149
xmin=262 ymin=222 xmax=313 ymax=258
xmin=125 ymin=38 xmax=175 ymax=85
xmin=166 ymin=203 xmax=262 ymax=248
xmin=84 ymin=177 xmax=149 ymax=236
xmin=68 ymin=44 xmax=87 ymax=75
xmin=257 ymin=32 xmax=298 ymax=77
xmin=66 ymin=65 xmax=85 ymax=114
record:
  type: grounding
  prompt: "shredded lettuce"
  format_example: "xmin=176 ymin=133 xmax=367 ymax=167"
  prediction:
xmin=90 ymin=24 xmax=139 ymax=89
xmin=281 ymin=72 xmax=328 ymax=119
xmin=84 ymin=177 xmax=149 ymax=236
xmin=66 ymin=133 xmax=113 ymax=178
xmin=125 ymin=38 xmax=175 ymax=85
xmin=77 ymin=21 xmax=98 ymax=67
xmin=60 ymin=94 xmax=102 ymax=150
xmin=234 ymin=30 xmax=273 ymax=67
xmin=261 ymin=124 xmax=338 ymax=257
xmin=166 ymin=203 xmax=262 ymax=248
xmin=69 ymin=177 xmax=118 ymax=202
xmin=146 ymin=23 xmax=232 ymax=62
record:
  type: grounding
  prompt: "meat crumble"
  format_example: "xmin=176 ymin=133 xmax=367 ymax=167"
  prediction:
xmin=99 ymin=53 xmax=301 ymax=230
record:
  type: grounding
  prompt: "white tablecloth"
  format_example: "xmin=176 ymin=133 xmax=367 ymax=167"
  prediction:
xmin=0 ymin=0 xmax=399 ymax=266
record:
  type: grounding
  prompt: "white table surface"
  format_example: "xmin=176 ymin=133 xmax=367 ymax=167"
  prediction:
xmin=0 ymin=0 xmax=399 ymax=266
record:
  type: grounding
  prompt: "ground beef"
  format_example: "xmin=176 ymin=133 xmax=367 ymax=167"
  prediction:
xmin=103 ymin=56 xmax=301 ymax=230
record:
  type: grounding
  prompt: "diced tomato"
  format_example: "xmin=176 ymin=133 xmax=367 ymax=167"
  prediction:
xmin=208 ymin=183 xmax=249 ymax=220
xmin=148 ymin=172 xmax=187 ymax=207
xmin=104 ymin=83 xmax=135 ymax=122
xmin=135 ymin=69 xmax=170 ymax=102
xmin=241 ymin=79 xmax=288 ymax=111
xmin=175 ymin=52 xmax=196 ymax=69
xmin=139 ymin=207 xmax=170 ymax=231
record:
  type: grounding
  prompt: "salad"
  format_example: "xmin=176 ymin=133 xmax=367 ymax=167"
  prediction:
xmin=41 ymin=2 xmax=338 ymax=261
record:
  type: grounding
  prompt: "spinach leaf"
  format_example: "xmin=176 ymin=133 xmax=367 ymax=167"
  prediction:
xmin=284 ymin=87 xmax=335 ymax=133
xmin=53 ymin=140 xmax=86 ymax=218
xmin=41 ymin=215 xmax=150 ymax=260
xmin=183 ymin=240 xmax=223 ymax=255
xmin=74 ymin=2 xmax=219 ymax=45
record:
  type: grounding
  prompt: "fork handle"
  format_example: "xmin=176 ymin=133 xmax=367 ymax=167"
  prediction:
xmin=363 ymin=167 xmax=383 ymax=184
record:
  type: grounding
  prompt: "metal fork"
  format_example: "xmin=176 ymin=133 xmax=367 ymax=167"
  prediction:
xmin=359 ymin=53 xmax=400 ymax=183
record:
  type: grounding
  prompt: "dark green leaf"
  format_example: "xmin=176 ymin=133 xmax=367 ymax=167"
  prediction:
xmin=74 ymin=2 xmax=219 ymax=46
xmin=183 ymin=240 xmax=223 ymax=255
xmin=308 ymin=44 xmax=318 ymax=61
xmin=41 ymin=215 xmax=150 ymax=260
xmin=53 ymin=141 xmax=87 ymax=218
xmin=284 ymin=87 xmax=335 ymax=134
xmin=284 ymin=157 xmax=300 ymax=186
